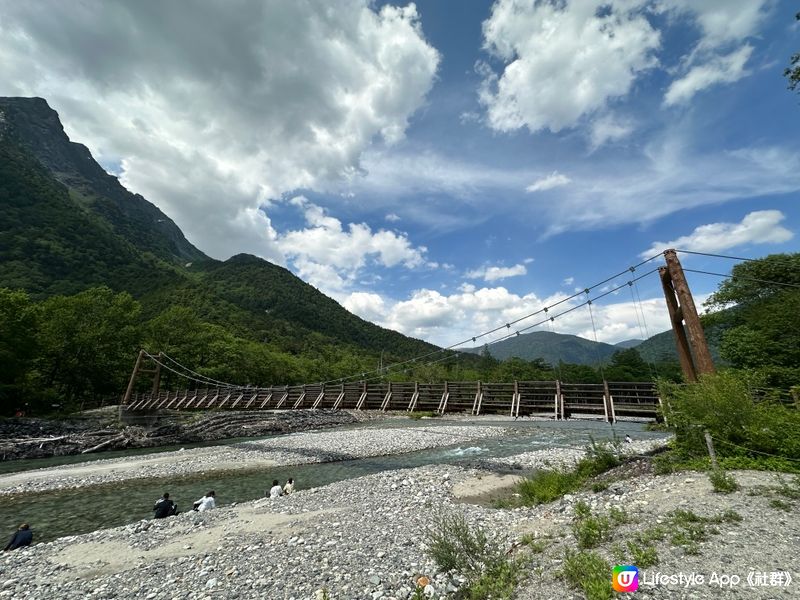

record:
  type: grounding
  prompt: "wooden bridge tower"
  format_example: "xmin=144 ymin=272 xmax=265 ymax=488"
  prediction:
xmin=659 ymin=249 xmax=715 ymax=382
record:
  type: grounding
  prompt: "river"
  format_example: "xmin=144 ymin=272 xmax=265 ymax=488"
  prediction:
xmin=0 ymin=418 xmax=666 ymax=544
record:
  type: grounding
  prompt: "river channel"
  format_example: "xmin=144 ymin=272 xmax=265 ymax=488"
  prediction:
xmin=0 ymin=418 xmax=667 ymax=544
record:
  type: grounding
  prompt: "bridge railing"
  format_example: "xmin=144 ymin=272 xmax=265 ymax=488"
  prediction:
xmin=123 ymin=379 xmax=663 ymax=422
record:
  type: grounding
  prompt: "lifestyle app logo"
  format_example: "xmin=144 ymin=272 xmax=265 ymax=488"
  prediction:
xmin=613 ymin=565 xmax=639 ymax=592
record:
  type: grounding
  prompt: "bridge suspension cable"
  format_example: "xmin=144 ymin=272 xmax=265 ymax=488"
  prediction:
xmin=317 ymin=253 xmax=666 ymax=386
xmin=682 ymin=269 xmax=800 ymax=290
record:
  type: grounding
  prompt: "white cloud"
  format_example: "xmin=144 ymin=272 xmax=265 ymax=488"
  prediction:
xmin=563 ymin=277 xmax=575 ymax=286
xmin=277 ymin=197 xmax=429 ymax=292
xmin=664 ymin=45 xmax=753 ymax=106
xmin=641 ymin=210 xmax=794 ymax=259
xmin=477 ymin=0 xmax=773 ymax=138
xmin=343 ymin=283 xmax=674 ymax=347
xmin=466 ymin=263 xmax=527 ymax=282
xmin=589 ymin=114 xmax=636 ymax=150
xmin=345 ymin=141 xmax=800 ymax=238
xmin=342 ymin=292 xmax=386 ymax=323
xmin=659 ymin=0 xmax=771 ymax=105
xmin=385 ymin=213 xmax=401 ymax=222
xmin=0 ymin=0 xmax=439 ymax=261
xmin=526 ymin=171 xmax=571 ymax=193
xmin=479 ymin=0 xmax=660 ymax=133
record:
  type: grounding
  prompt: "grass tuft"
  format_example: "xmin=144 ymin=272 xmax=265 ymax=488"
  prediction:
xmin=708 ymin=469 xmax=740 ymax=493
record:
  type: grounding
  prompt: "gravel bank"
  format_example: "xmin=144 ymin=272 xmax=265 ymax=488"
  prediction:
xmin=1 ymin=449 xmax=795 ymax=599
xmin=0 ymin=425 xmax=508 ymax=496
xmin=2 ymin=432 xmax=794 ymax=600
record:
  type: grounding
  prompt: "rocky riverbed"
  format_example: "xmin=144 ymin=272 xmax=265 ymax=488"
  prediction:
xmin=0 ymin=409 xmax=379 ymax=461
xmin=2 ymin=459 xmax=797 ymax=599
xmin=0 ymin=424 xmax=509 ymax=496
xmin=1 ymin=425 xmax=794 ymax=600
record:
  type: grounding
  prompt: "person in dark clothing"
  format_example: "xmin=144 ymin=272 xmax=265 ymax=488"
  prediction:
xmin=153 ymin=493 xmax=177 ymax=519
xmin=4 ymin=524 xmax=32 ymax=551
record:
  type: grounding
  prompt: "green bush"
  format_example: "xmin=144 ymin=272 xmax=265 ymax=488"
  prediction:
xmin=561 ymin=550 xmax=612 ymax=600
xmin=708 ymin=469 xmax=739 ymax=493
xmin=659 ymin=371 xmax=800 ymax=466
xmin=517 ymin=469 xmax=578 ymax=505
xmin=626 ymin=541 xmax=659 ymax=568
xmin=427 ymin=511 xmax=522 ymax=599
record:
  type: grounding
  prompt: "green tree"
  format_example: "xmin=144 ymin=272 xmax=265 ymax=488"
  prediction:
xmin=705 ymin=253 xmax=800 ymax=387
xmin=33 ymin=287 xmax=141 ymax=410
xmin=785 ymin=12 xmax=800 ymax=92
xmin=0 ymin=289 xmax=39 ymax=414
xmin=604 ymin=348 xmax=651 ymax=381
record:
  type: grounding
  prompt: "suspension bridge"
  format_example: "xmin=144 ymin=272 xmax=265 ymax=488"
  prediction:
xmin=121 ymin=249 xmax=774 ymax=421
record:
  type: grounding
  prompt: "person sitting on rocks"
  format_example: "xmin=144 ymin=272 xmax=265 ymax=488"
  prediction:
xmin=4 ymin=524 xmax=33 ymax=551
xmin=153 ymin=492 xmax=178 ymax=518
xmin=283 ymin=478 xmax=294 ymax=495
xmin=624 ymin=434 xmax=633 ymax=444
xmin=269 ymin=479 xmax=283 ymax=499
xmin=193 ymin=490 xmax=216 ymax=512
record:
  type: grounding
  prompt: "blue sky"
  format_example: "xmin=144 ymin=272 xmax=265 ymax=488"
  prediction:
xmin=1 ymin=0 xmax=798 ymax=347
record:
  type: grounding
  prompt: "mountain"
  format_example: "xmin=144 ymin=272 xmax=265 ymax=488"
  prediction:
xmin=635 ymin=323 xmax=725 ymax=365
xmin=0 ymin=97 xmax=437 ymax=361
xmin=615 ymin=339 xmax=644 ymax=348
xmin=464 ymin=330 xmax=621 ymax=365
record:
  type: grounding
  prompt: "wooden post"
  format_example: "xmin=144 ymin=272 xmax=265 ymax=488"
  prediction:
xmin=122 ymin=350 xmax=145 ymax=406
xmin=659 ymin=266 xmax=698 ymax=382
xmin=704 ymin=430 xmax=718 ymax=469
xmin=664 ymin=250 xmax=715 ymax=376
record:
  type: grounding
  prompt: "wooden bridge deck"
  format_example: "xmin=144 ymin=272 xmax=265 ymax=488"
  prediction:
xmin=123 ymin=380 xmax=662 ymax=422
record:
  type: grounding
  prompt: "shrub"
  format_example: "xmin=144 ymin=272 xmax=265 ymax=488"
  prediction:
xmin=516 ymin=469 xmax=577 ymax=505
xmin=562 ymin=550 xmax=612 ymax=600
xmin=571 ymin=502 xmax=611 ymax=549
xmin=708 ymin=469 xmax=740 ymax=493
xmin=659 ymin=372 xmax=800 ymax=466
xmin=626 ymin=541 xmax=659 ymax=568
xmin=428 ymin=511 xmax=522 ymax=599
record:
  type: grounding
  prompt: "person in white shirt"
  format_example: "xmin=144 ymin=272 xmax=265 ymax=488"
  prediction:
xmin=268 ymin=479 xmax=283 ymax=499
xmin=283 ymin=478 xmax=294 ymax=495
xmin=193 ymin=490 xmax=216 ymax=511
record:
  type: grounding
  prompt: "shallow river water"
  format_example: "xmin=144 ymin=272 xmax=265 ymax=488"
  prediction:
xmin=0 ymin=418 xmax=666 ymax=544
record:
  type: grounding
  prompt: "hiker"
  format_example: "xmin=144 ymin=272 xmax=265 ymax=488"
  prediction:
xmin=268 ymin=479 xmax=283 ymax=499
xmin=283 ymin=477 xmax=294 ymax=495
xmin=193 ymin=490 xmax=216 ymax=511
xmin=624 ymin=434 xmax=633 ymax=444
xmin=153 ymin=492 xmax=178 ymax=518
xmin=4 ymin=524 xmax=32 ymax=551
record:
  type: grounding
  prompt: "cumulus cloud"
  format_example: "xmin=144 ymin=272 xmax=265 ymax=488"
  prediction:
xmin=277 ymin=197 xmax=429 ymax=292
xmin=465 ymin=263 xmax=528 ymax=282
xmin=478 ymin=0 xmax=772 ymax=137
xmin=664 ymin=45 xmax=753 ymax=106
xmin=385 ymin=213 xmax=401 ymax=222
xmin=479 ymin=0 xmax=660 ymax=133
xmin=0 ymin=0 xmax=439 ymax=260
xmin=343 ymin=283 xmax=673 ymax=347
xmin=640 ymin=210 xmax=794 ymax=259
xmin=660 ymin=0 xmax=771 ymax=105
xmin=526 ymin=171 xmax=571 ymax=193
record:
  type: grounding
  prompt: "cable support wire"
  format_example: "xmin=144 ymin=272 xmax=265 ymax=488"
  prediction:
xmin=673 ymin=249 xmax=757 ymax=262
xmin=416 ymin=268 xmax=661 ymax=366
xmin=629 ymin=280 xmax=659 ymax=379
xmin=142 ymin=350 xmax=254 ymax=391
xmin=584 ymin=292 xmax=607 ymax=380
xmin=158 ymin=352 xmax=254 ymax=390
xmin=682 ymin=269 xmax=800 ymax=290
xmin=710 ymin=436 xmax=800 ymax=463
xmin=320 ymin=254 xmax=666 ymax=386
